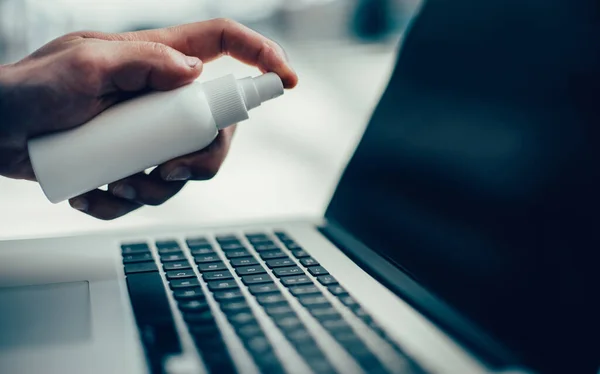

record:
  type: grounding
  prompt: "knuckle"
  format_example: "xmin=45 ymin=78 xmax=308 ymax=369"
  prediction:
xmin=143 ymin=41 xmax=169 ymax=56
xmin=68 ymin=44 xmax=104 ymax=87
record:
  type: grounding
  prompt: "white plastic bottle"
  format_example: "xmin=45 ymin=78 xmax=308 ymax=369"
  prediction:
xmin=27 ymin=73 xmax=284 ymax=203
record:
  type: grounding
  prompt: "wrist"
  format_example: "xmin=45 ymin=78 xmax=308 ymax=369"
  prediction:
xmin=0 ymin=64 xmax=19 ymax=132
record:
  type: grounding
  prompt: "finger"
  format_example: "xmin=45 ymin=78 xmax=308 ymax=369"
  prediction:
xmin=107 ymin=169 xmax=187 ymax=206
xmin=96 ymin=40 xmax=203 ymax=94
xmin=82 ymin=19 xmax=298 ymax=88
xmin=158 ymin=126 xmax=235 ymax=181
xmin=69 ymin=189 xmax=142 ymax=220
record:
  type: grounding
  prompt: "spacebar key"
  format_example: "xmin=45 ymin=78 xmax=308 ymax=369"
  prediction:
xmin=126 ymin=272 xmax=182 ymax=364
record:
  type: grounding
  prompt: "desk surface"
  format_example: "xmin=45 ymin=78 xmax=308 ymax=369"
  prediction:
xmin=0 ymin=43 xmax=396 ymax=240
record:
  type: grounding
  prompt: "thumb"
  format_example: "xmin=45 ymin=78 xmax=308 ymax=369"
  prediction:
xmin=102 ymin=40 xmax=202 ymax=93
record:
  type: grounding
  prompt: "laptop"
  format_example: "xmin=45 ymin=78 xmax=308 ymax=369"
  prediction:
xmin=0 ymin=0 xmax=598 ymax=373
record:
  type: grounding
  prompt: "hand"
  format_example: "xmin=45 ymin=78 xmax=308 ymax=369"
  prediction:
xmin=0 ymin=18 xmax=298 ymax=220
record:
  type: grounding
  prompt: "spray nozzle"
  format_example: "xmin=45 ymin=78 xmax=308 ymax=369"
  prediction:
xmin=201 ymin=72 xmax=285 ymax=130
xmin=238 ymin=73 xmax=284 ymax=111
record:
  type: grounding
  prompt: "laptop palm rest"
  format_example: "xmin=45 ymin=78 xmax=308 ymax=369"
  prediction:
xmin=0 ymin=281 xmax=91 ymax=349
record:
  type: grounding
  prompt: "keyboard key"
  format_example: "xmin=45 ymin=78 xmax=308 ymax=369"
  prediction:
xmin=298 ymin=295 xmax=331 ymax=308
xmin=291 ymin=249 xmax=310 ymax=258
xmin=236 ymin=323 xmax=263 ymax=338
xmin=273 ymin=231 xmax=291 ymax=241
xmin=220 ymin=243 xmax=246 ymax=251
xmin=251 ymin=239 xmax=276 ymax=247
xmin=306 ymin=358 xmax=336 ymax=374
xmin=368 ymin=321 xmax=387 ymax=337
xmin=340 ymin=295 xmax=360 ymax=309
xmin=245 ymin=335 xmax=272 ymax=355
xmin=248 ymin=283 xmax=280 ymax=295
xmin=188 ymin=322 xmax=219 ymax=337
xmin=260 ymin=250 xmax=288 ymax=260
xmin=316 ymin=275 xmax=338 ymax=285
xmin=125 ymin=262 xmax=158 ymax=274
xmin=194 ymin=254 xmax=221 ymax=263
xmin=274 ymin=316 xmax=303 ymax=331
xmin=235 ymin=265 xmax=266 ymax=276
xmin=156 ymin=240 xmax=179 ymax=248
xmin=187 ymin=242 xmax=212 ymax=250
xmin=213 ymin=289 xmax=244 ymax=301
xmin=273 ymin=266 xmax=304 ymax=277
xmin=184 ymin=310 xmax=214 ymax=324
xmin=250 ymin=239 xmax=274 ymax=246
xmin=307 ymin=266 xmax=329 ymax=276
xmin=310 ymin=308 xmax=342 ymax=321
xmin=256 ymin=293 xmax=287 ymax=305
xmin=241 ymin=274 xmax=273 ymax=285
xmin=207 ymin=280 xmax=238 ymax=291
xmin=253 ymin=243 xmax=279 ymax=252
xmin=225 ymin=250 xmax=251 ymax=259
xmin=327 ymin=285 xmax=348 ymax=296
xmin=331 ymin=331 xmax=362 ymax=343
xmin=173 ymin=288 xmax=204 ymax=300
xmin=125 ymin=272 xmax=181 ymax=358
xmin=163 ymin=261 xmax=191 ymax=271
xmin=285 ymin=242 xmax=302 ymax=250
xmin=245 ymin=233 xmax=269 ymax=241
xmin=280 ymin=275 xmax=312 ymax=287
xmin=166 ymin=269 xmax=195 ymax=279
xmin=285 ymin=328 xmax=313 ymax=344
xmin=230 ymin=257 xmax=258 ymax=267
xmin=289 ymin=285 xmax=321 ymax=296
xmin=197 ymin=262 xmax=227 ymax=272
xmin=202 ymin=270 xmax=233 ymax=281
xmin=169 ymin=278 xmax=200 ymax=289
xmin=189 ymin=247 xmax=214 ymax=256
xmin=160 ymin=253 xmax=186 ymax=262
xmin=179 ymin=300 xmax=209 ymax=312
xmin=265 ymin=258 xmax=295 ymax=268
xmin=354 ymin=308 xmax=373 ymax=323
xmin=227 ymin=312 xmax=256 ymax=326
xmin=186 ymin=237 xmax=209 ymax=247
xmin=295 ymin=342 xmax=322 ymax=356
xmin=264 ymin=305 xmax=295 ymax=317
xmin=121 ymin=243 xmax=150 ymax=254
xmin=216 ymin=234 xmax=239 ymax=243
xmin=253 ymin=352 xmax=285 ymax=373
xmin=321 ymin=319 xmax=351 ymax=332
xmin=123 ymin=253 xmax=153 ymax=264
xmin=159 ymin=251 xmax=183 ymax=260
xmin=220 ymin=301 xmax=250 ymax=314
xmin=158 ymin=247 xmax=182 ymax=255
xmin=299 ymin=257 xmax=319 ymax=267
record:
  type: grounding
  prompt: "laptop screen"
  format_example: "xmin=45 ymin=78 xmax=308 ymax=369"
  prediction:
xmin=326 ymin=0 xmax=599 ymax=371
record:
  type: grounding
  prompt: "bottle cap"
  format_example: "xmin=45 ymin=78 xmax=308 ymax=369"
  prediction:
xmin=202 ymin=73 xmax=284 ymax=130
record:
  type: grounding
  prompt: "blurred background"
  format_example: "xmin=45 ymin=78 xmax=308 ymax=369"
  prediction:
xmin=0 ymin=0 xmax=421 ymax=239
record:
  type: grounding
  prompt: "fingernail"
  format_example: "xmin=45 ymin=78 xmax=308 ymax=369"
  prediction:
xmin=185 ymin=56 xmax=200 ymax=68
xmin=112 ymin=184 xmax=136 ymax=200
xmin=70 ymin=198 xmax=88 ymax=212
xmin=164 ymin=167 xmax=191 ymax=181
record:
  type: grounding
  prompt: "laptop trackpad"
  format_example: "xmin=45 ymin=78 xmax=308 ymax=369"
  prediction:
xmin=0 ymin=281 xmax=91 ymax=349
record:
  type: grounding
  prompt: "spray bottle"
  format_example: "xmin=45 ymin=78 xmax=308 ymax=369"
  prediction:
xmin=27 ymin=73 xmax=284 ymax=203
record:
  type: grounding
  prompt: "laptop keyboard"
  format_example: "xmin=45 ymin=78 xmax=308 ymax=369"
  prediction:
xmin=122 ymin=231 xmax=422 ymax=374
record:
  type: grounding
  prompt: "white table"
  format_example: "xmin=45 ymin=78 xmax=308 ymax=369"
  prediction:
xmin=0 ymin=42 xmax=397 ymax=240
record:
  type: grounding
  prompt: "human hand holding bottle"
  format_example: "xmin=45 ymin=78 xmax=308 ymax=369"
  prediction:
xmin=0 ymin=18 xmax=298 ymax=220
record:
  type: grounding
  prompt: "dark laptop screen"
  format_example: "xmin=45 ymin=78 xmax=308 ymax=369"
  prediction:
xmin=326 ymin=0 xmax=599 ymax=372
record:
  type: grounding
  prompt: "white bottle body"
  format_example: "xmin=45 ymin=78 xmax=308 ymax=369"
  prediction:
xmin=28 ymin=81 xmax=218 ymax=203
